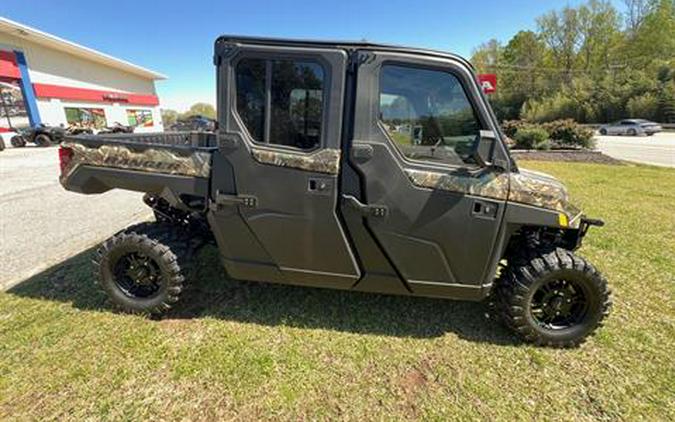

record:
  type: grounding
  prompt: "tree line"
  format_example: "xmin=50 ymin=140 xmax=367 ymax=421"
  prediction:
xmin=161 ymin=103 xmax=216 ymax=127
xmin=471 ymin=0 xmax=675 ymax=123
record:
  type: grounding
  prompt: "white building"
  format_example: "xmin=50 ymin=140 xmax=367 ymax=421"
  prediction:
xmin=0 ymin=17 xmax=165 ymax=137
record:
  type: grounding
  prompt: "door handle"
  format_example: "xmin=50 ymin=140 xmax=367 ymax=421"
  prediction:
xmin=308 ymin=177 xmax=332 ymax=193
xmin=471 ymin=199 xmax=498 ymax=219
xmin=342 ymin=195 xmax=387 ymax=217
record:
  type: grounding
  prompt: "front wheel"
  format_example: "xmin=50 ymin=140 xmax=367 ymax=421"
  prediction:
xmin=495 ymin=248 xmax=611 ymax=347
xmin=35 ymin=134 xmax=52 ymax=147
xmin=10 ymin=136 xmax=26 ymax=148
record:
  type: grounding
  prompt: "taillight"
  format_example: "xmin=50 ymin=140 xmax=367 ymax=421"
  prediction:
xmin=58 ymin=146 xmax=73 ymax=173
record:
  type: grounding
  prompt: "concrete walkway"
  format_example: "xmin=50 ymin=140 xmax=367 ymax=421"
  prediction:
xmin=595 ymin=132 xmax=675 ymax=167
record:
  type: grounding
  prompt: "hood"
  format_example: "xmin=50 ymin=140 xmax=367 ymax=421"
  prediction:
xmin=509 ymin=169 xmax=582 ymax=227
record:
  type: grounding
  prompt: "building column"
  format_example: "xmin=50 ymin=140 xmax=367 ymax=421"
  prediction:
xmin=14 ymin=50 xmax=41 ymax=126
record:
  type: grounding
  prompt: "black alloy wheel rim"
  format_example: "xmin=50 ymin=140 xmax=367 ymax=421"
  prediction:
xmin=113 ymin=252 xmax=163 ymax=298
xmin=530 ymin=278 xmax=589 ymax=330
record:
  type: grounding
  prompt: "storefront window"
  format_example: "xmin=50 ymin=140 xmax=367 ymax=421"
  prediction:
xmin=127 ymin=109 xmax=153 ymax=127
xmin=0 ymin=80 xmax=29 ymax=130
xmin=65 ymin=107 xmax=107 ymax=129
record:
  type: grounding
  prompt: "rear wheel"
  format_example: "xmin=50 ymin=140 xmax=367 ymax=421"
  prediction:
xmin=599 ymin=128 xmax=607 ymax=135
xmin=495 ymin=248 xmax=611 ymax=347
xmin=10 ymin=136 xmax=26 ymax=148
xmin=93 ymin=222 xmax=200 ymax=314
xmin=35 ymin=134 xmax=52 ymax=147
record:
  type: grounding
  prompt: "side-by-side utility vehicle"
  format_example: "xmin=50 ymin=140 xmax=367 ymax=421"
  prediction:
xmin=59 ymin=37 xmax=611 ymax=347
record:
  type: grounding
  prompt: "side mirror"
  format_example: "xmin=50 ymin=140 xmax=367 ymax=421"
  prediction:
xmin=471 ymin=130 xmax=508 ymax=170
xmin=471 ymin=130 xmax=496 ymax=167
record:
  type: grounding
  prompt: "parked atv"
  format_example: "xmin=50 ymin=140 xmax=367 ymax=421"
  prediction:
xmin=98 ymin=122 xmax=135 ymax=135
xmin=65 ymin=124 xmax=94 ymax=137
xmin=169 ymin=115 xmax=216 ymax=132
xmin=10 ymin=124 xmax=66 ymax=147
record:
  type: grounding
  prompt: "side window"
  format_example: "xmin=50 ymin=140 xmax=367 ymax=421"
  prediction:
xmin=379 ymin=65 xmax=482 ymax=166
xmin=236 ymin=59 xmax=266 ymax=142
xmin=235 ymin=58 xmax=325 ymax=150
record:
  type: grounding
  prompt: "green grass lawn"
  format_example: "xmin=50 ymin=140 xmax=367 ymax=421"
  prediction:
xmin=1 ymin=161 xmax=674 ymax=420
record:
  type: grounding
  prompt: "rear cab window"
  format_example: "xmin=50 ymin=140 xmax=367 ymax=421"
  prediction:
xmin=235 ymin=58 xmax=325 ymax=150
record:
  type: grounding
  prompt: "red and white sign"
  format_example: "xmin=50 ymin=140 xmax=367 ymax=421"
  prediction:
xmin=478 ymin=74 xmax=497 ymax=94
xmin=33 ymin=83 xmax=159 ymax=106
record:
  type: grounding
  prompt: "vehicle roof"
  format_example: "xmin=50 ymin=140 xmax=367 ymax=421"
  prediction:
xmin=215 ymin=35 xmax=475 ymax=70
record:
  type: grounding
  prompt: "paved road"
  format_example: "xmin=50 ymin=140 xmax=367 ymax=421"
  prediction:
xmin=0 ymin=147 xmax=152 ymax=290
xmin=595 ymin=132 xmax=675 ymax=167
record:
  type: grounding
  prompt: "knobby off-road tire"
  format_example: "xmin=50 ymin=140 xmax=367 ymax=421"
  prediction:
xmin=35 ymin=134 xmax=52 ymax=147
xmin=495 ymin=248 xmax=611 ymax=348
xmin=10 ymin=136 xmax=26 ymax=148
xmin=93 ymin=222 xmax=200 ymax=315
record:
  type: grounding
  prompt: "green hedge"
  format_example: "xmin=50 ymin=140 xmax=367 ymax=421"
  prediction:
xmin=501 ymin=119 xmax=595 ymax=150
xmin=512 ymin=127 xmax=551 ymax=150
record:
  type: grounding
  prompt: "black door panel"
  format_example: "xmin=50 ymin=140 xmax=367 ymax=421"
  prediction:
xmin=352 ymin=141 xmax=503 ymax=286
xmin=346 ymin=51 xmax=509 ymax=292
xmin=210 ymin=43 xmax=360 ymax=287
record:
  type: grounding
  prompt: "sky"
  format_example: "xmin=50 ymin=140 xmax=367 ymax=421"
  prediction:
xmin=2 ymin=0 xmax=626 ymax=112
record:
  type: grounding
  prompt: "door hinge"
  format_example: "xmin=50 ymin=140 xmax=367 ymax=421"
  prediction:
xmin=342 ymin=195 xmax=387 ymax=217
xmin=348 ymin=51 xmax=374 ymax=73
xmin=214 ymin=191 xmax=258 ymax=208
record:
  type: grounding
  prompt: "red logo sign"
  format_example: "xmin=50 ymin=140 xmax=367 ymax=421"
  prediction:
xmin=478 ymin=74 xmax=497 ymax=94
xmin=103 ymin=93 xmax=129 ymax=102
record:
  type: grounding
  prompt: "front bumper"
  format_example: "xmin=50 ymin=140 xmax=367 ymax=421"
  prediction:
xmin=574 ymin=217 xmax=605 ymax=249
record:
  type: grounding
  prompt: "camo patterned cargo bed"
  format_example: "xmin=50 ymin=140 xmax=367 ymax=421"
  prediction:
xmin=64 ymin=131 xmax=217 ymax=149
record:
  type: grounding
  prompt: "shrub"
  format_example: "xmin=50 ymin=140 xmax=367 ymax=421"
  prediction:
xmin=512 ymin=127 xmax=551 ymax=150
xmin=541 ymin=119 xmax=595 ymax=149
xmin=500 ymin=120 xmax=528 ymax=137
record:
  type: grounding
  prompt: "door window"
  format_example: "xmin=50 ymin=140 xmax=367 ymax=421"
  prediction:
xmin=379 ymin=65 xmax=481 ymax=166
xmin=236 ymin=58 xmax=325 ymax=150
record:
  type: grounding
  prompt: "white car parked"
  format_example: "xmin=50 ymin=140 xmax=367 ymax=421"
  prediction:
xmin=598 ymin=119 xmax=662 ymax=136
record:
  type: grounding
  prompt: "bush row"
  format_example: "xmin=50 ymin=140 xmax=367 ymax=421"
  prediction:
xmin=501 ymin=119 xmax=595 ymax=150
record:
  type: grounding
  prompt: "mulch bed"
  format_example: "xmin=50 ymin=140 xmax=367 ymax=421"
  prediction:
xmin=511 ymin=149 xmax=623 ymax=165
